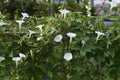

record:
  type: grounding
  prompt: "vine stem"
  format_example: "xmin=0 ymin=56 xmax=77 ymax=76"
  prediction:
xmin=66 ymin=62 xmax=71 ymax=80
xmin=96 ymin=0 xmax=107 ymax=15
xmin=67 ymin=64 xmax=69 ymax=80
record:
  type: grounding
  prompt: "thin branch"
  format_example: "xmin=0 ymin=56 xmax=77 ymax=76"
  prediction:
xmin=96 ymin=0 xmax=107 ymax=15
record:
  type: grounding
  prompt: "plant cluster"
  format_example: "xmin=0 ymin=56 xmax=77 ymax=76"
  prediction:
xmin=0 ymin=0 xmax=120 ymax=80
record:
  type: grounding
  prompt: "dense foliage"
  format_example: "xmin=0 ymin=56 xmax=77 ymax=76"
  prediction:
xmin=0 ymin=0 xmax=120 ymax=80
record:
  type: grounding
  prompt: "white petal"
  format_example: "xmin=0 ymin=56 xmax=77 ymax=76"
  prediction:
xmin=28 ymin=30 xmax=35 ymax=33
xmin=51 ymin=27 xmax=57 ymax=33
xmin=64 ymin=53 xmax=73 ymax=61
xmin=21 ymin=13 xmax=29 ymax=18
xmin=95 ymin=31 xmax=104 ymax=36
xmin=59 ymin=9 xmax=70 ymax=18
xmin=0 ymin=57 xmax=5 ymax=62
xmin=37 ymin=37 xmax=42 ymax=41
xmin=28 ymin=30 xmax=35 ymax=38
xmin=36 ymin=25 xmax=44 ymax=30
xmin=81 ymin=40 xmax=85 ymax=44
xmin=59 ymin=9 xmax=70 ymax=14
xmin=19 ymin=53 xmax=25 ymax=58
xmin=12 ymin=57 xmax=21 ymax=62
xmin=81 ymin=40 xmax=85 ymax=48
xmin=28 ymin=30 xmax=36 ymax=35
xmin=16 ymin=20 xmax=25 ymax=24
xmin=67 ymin=32 xmax=76 ymax=38
xmin=0 ymin=21 xmax=6 ymax=26
xmin=54 ymin=34 xmax=62 ymax=42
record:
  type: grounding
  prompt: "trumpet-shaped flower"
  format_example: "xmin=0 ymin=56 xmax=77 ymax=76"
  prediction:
xmin=95 ymin=31 xmax=104 ymax=42
xmin=0 ymin=57 xmax=5 ymax=63
xmin=51 ymin=27 xmax=57 ymax=33
xmin=54 ymin=34 xmax=62 ymax=42
xmin=67 ymin=32 xmax=76 ymax=43
xmin=21 ymin=13 xmax=29 ymax=20
xmin=0 ymin=21 xmax=6 ymax=26
xmin=16 ymin=20 xmax=25 ymax=30
xmin=64 ymin=53 xmax=73 ymax=61
xmin=19 ymin=53 xmax=25 ymax=58
xmin=28 ymin=30 xmax=36 ymax=38
xmin=36 ymin=24 xmax=44 ymax=32
xmin=81 ymin=40 xmax=86 ymax=48
xmin=12 ymin=57 xmax=21 ymax=62
xmin=59 ymin=9 xmax=70 ymax=18
xmin=37 ymin=37 xmax=42 ymax=41
xmin=12 ymin=57 xmax=21 ymax=66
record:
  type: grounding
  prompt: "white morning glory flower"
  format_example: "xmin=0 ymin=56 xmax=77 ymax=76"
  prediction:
xmin=54 ymin=34 xmax=62 ymax=42
xmin=95 ymin=31 xmax=104 ymax=42
xmin=51 ymin=27 xmax=57 ymax=33
xmin=81 ymin=40 xmax=86 ymax=49
xmin=0 ymin=57 xmax=5 ymax=63
xmin=37 ymin=37 xmax=42 ymax=41
xmin=0 ymin=21 xmax=6 ymax=26
xmin=67 ymin=32 xmax=76 ymax=43
xmin=21 ymin=13 xmax=29 ymax=20
xmin=107 ymin=41 xmax=112 ymax=49
xmin=59 ymin=9 xmax=70 ymax=18
xmin=16 ymin=20 xmax=25 ymax=30
xmin=19 ymin=53 xmax=25 ymax=58
xmin=64 ymin=53 xmax=73 ymax=61
xmin=28 ymin=30 xmax=36 ymax=38
xmin=36 ymin=24 xmax=44 ymax=32
xmin=12 ymin=57 xmax=21 ymax=66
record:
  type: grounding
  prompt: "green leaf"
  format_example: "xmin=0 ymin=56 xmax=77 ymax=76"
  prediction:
xmin=80 ymin=50 xmax=86 ymax=56
xmin=48 ymin=71 xmax=53 ymax=78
